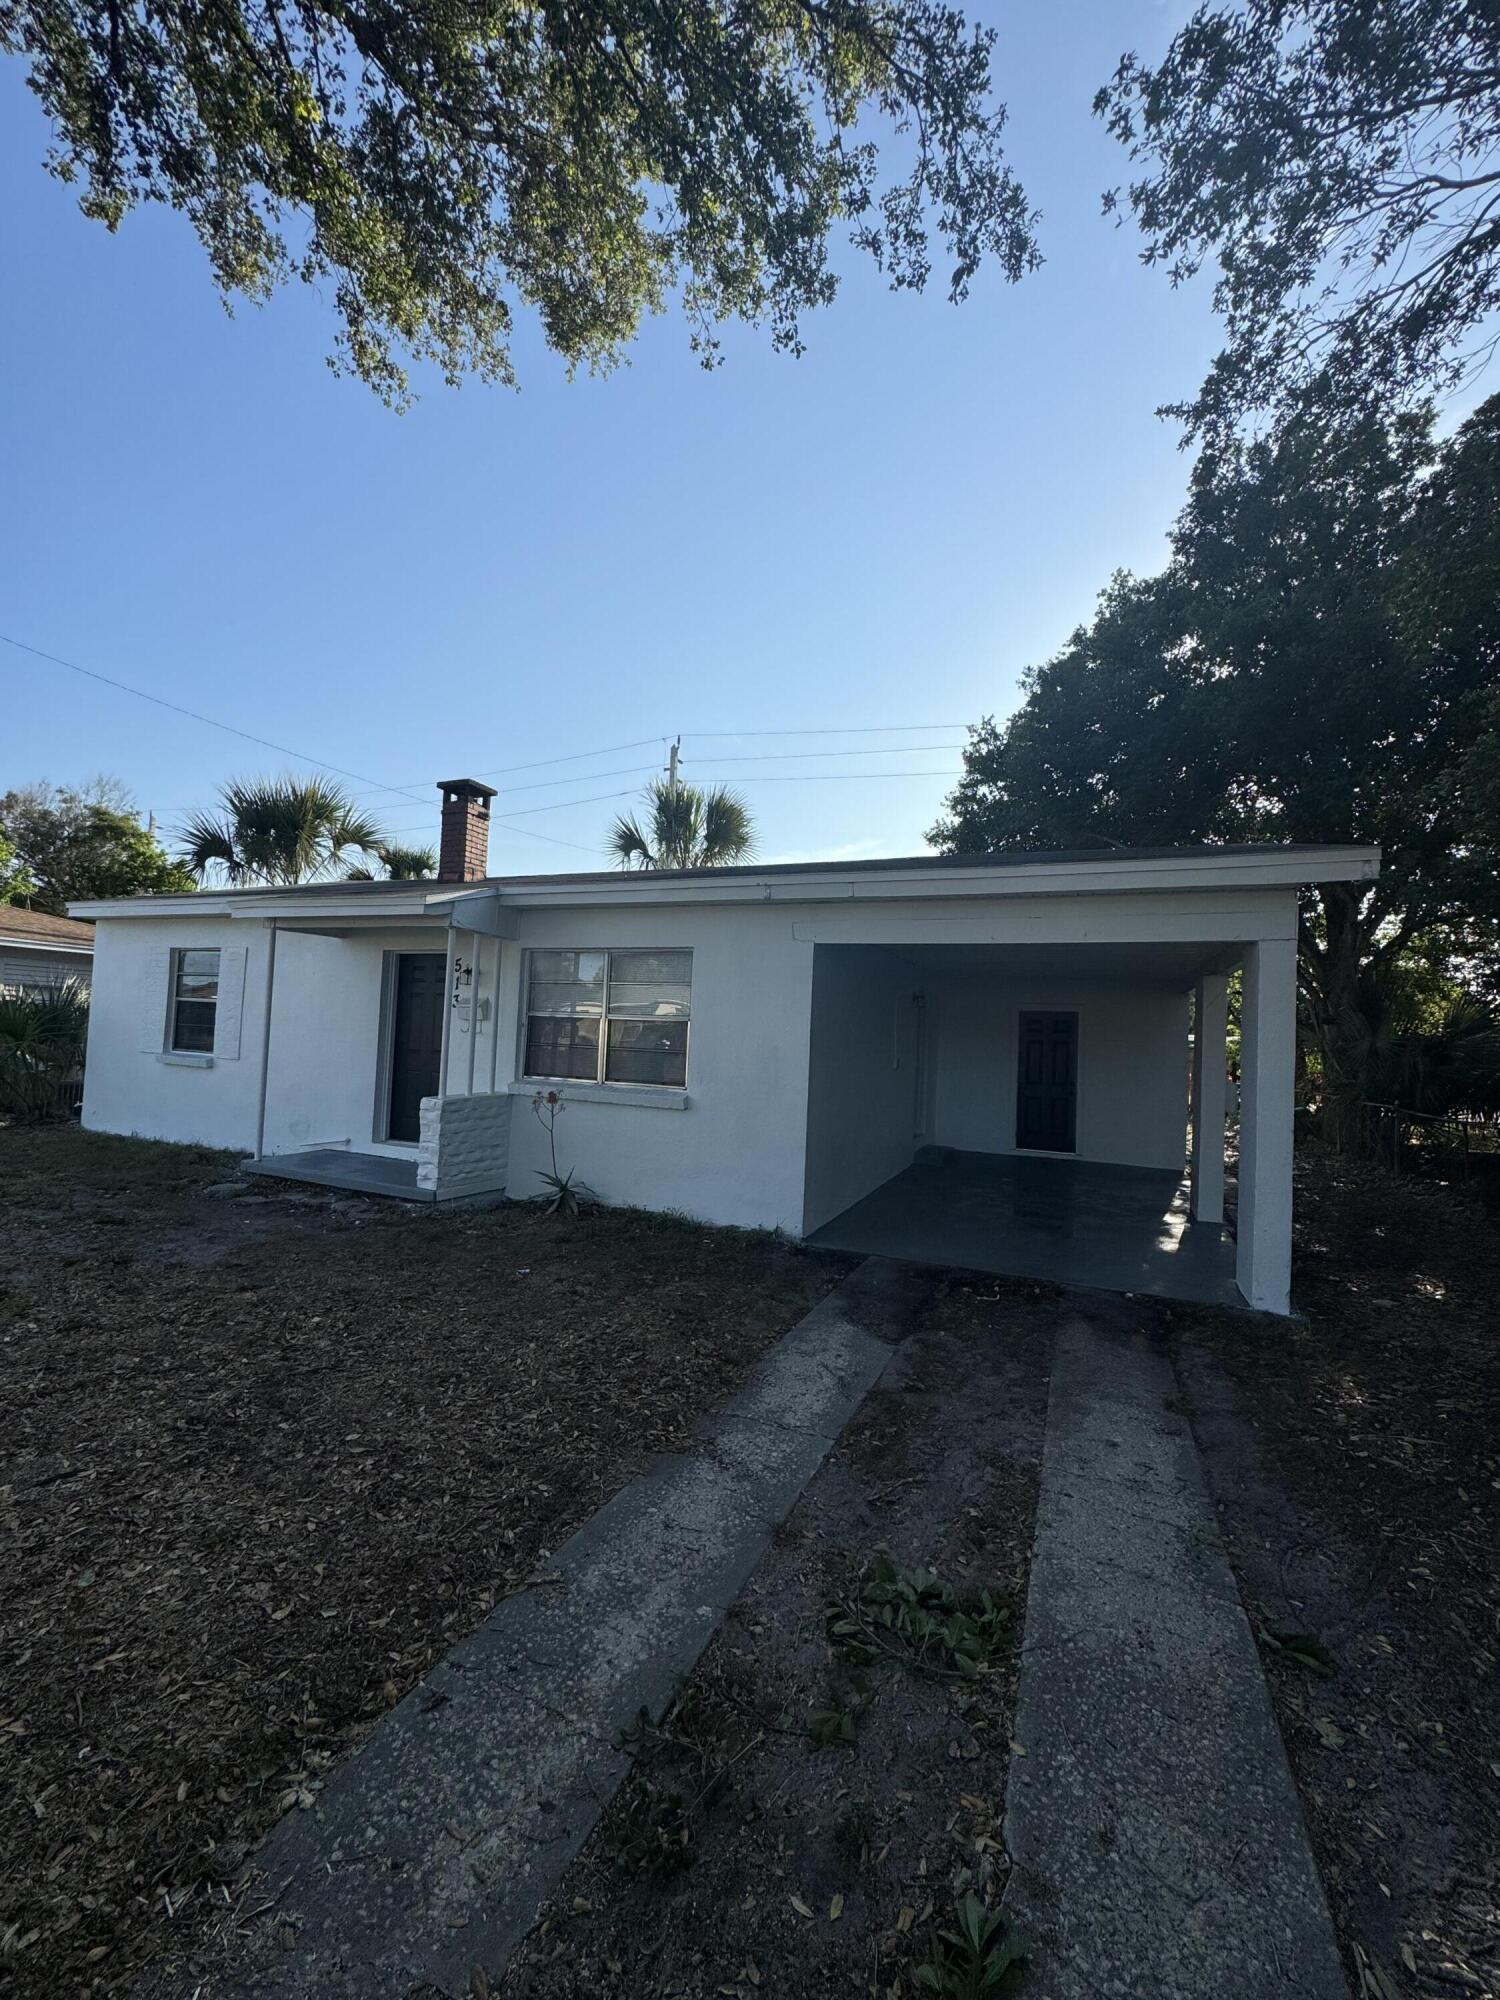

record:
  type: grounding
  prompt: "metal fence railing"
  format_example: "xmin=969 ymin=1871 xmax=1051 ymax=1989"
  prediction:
xmin=49 ymin=1076 xmax=85 ymax=1119
xmin=1359 ymin=1101 xmax=1500 ymax=1176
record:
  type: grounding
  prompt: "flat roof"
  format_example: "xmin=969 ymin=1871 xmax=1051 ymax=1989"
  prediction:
xmin=69 ymin=842 xmax=1380 ymax=914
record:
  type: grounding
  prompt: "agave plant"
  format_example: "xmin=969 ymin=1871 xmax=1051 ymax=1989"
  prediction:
xmin=179 ymin=777 xmax=386 ymax=886
xmin=531 ymin=1089 xmax=596 ymax=1215
xmin=609 ymin=779 xmax=754 ymax=871
xmin=0 ymin=980 xmax=89 ymax=1120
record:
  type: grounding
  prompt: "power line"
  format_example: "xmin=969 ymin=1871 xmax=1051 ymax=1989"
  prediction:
xmin=358 ymin=742 xmax=967 ymax=820
xmin=11 ymin=627 xmax=965 ymax=843
xmin=489 ymin=820 xmax=610 ymax=857
xmin=700 ymin=744 xmax=964 ymax=764
xmin=348 ymin=736 xmax=669 ymax=799
xmin=701 ymin=770 xmax=962 ymax=785
xmin=376 ymin=767 xmax=962 ymax=833
xmin=345 ymin=726 xmax=967 ymax=798
xmin=685 ymin=723 xmax=965 ymax=738
xmin=497 ymin=761 xmax=661 ymax=798
xmin=2 ymin=632 xmax=429 ymax=806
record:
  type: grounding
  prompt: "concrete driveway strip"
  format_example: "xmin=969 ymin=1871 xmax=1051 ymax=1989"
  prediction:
xmin=1003 ymin=1307 xmax=1349 ymax=2000
xmin=209 ymin=1256 xmax=923 ymax=2000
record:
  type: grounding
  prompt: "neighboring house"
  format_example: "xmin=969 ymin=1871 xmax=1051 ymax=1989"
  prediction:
xmin=0 ymin=905 xmax=94 ymax=993
xmin=71 ymin=779 xmax=1379 ymax=1316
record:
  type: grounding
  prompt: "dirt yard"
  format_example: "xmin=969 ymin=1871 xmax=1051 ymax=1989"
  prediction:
xmin=1172 ymin=1152 xmax=1500 ymax=2000
xmin=0 ymin=1124 xmax=847 ymax=2000
xmin=501 ymin=1272 xmax=1050 ymax=2000
xmin=8 ymin=1123 xmax=1495 ymax=2000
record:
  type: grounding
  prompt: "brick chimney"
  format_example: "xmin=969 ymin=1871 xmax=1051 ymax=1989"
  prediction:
xmin=437 ymin=778 xmax=497 ymax=883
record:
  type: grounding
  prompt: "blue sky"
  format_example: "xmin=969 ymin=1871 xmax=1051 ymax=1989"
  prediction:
xmin=1 ymin=1 xmax=1218 ymax=872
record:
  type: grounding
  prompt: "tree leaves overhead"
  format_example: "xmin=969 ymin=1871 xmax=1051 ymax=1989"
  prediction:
xmin=2 ymin=0 xmax=1040 ymax=402
xmin=1098 ymin=1 xmax=1500 ymax=438
xmin=932 ymin=398 xmax=1500 ymax=1124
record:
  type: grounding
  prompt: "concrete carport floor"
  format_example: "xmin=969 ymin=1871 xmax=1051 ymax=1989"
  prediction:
xmin=805 ymin=1149 xmax=1242 ymax=1308
xmin=799 ymin=933 xmax=1281 ymax=1310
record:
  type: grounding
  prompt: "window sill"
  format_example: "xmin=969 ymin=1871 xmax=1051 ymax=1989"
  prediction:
xmin=158 ymin=1051 xmax=215 ymax=1068
xmin=509 ymin=1079 xmax=689 ymax=1112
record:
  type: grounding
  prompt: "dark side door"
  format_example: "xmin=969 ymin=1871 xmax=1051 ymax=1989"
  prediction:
xmin=388 ymin=952 xmax=446 ymax=1143
xmin=1015 ymin=1011 xmax=1078 ymax=1152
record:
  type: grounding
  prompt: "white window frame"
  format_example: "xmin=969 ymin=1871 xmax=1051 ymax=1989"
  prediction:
xmin=521 ymin=947 xmax=691 ymax=1090
xmin=168 ymin=945 xmax=220 ymax=1055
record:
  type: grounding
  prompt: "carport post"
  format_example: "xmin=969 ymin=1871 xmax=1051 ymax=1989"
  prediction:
xmin=1189 ymin=974 xmax=1229 ymax=1224
xmin=1236 ymin=938 xmax=1297 ymax=1315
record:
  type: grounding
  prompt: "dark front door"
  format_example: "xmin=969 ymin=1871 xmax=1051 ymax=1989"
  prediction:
xmin=1016 ymin=1011 xmax=1078 ymax=1153
xmin=388 ymin=953 xmax=446 ymax=1143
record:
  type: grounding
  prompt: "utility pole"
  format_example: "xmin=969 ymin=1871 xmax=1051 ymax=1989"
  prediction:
xmin=666 ymin=736 xmax=681 ymax=795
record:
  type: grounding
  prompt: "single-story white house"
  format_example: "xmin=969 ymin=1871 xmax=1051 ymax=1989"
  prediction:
xmin=72 ymin=780 xmax=1379 ymax=1315
xmin=1 ymin=905 xmax=94 ymax=992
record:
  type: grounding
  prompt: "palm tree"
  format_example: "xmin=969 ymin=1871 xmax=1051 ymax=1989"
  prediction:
xmin=347 ymin=841 xmax=438 ymax=882
xmin=179 ymin=777 xmax=386 ymax=886
xmin=608 ymin=779 xmax=754 ymax=870
xmin=0 ymin=980 xmax=89 ymax=1119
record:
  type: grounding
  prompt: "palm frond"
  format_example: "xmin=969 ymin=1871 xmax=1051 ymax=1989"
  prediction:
xmin=607 ymin=779 xmax=754 ymax=869
xmin=178 ymin=778 xmax=393 ymax=886
xmin=178 ymin=811 xmax=244 ymax=884
xmin=374 ymin=842 xmax=437 ymax=879
xmin=326 ymin=805 xmax=385 ymax=867
xmin=609 ymin=813 xmax=656 ymax=869
xmin=0 ymin=980 xmax=89 ymax=1118
xmin=699 ymin=785 xmax=754 ymax=865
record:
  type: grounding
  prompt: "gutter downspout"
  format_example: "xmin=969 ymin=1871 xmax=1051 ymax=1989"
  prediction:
xmin=253 ymin=920 xmax=278 ymax=1160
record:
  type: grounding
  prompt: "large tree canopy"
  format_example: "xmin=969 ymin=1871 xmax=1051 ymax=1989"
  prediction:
xmin=932 ymin=397 xmax=1500 ymax=1124
xmin=0 ymin=828 xmax=36 ymax=904
xmin=1 ymin=0 xmax=1038 ymax=402
xmin=0 ymin=781 xmax=196 ymax=912
xmin=1098 ymin=0 xmax=1500 ymax=438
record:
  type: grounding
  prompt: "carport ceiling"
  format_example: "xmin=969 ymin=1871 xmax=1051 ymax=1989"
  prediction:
xmin=873 ymin=941 xmax=1244 ymax=986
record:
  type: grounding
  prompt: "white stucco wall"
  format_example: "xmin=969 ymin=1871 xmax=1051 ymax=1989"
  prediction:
xmin=496 ymin=903 xmax=815 ymax=1233
xmin=83 ymin=917 xmax=270 ymax=1149
xmin=80 ymin=918 xmax=445 ymax=1155
xmin=802 ymin=946 xmax=925 ymax=1234
xmin=928 ymin=977 xmax=1190 ymax=1171
xmin=82 ymin=880 xmax=1287 ymax=1232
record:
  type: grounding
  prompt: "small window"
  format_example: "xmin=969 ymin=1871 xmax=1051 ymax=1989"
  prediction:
xmin=170 ymin=947 xmax=220 ymax=1053
xmin=525 ymin=947 xmax=690 ymax=1088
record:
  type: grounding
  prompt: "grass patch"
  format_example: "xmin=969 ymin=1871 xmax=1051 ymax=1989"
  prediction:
xmin=0 ymin=1121 xmax=242 ymax=1204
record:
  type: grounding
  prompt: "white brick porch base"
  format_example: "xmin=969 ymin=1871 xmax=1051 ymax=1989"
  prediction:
xmin=417 ymin=1092 xmax=512 ymax=1200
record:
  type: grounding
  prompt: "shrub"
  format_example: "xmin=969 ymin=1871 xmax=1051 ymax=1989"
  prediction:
xmin=0 ymin=981 xmax=89 ymax=1120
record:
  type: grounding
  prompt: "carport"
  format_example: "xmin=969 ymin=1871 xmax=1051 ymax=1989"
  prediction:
xmin=798 ymin=929 xmax=1277 ymax=1312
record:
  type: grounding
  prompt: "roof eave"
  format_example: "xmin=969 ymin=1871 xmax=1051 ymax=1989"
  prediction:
xmin=67 ymin=843 xmax=1381 ymax=921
